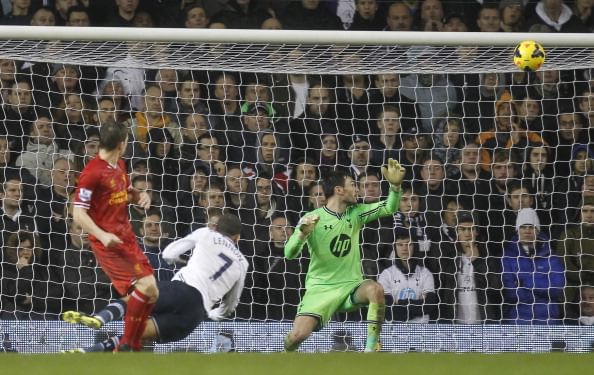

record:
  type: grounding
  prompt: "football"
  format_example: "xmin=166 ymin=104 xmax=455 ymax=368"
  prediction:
xmin=513 ymin=40 xmax=546 ymax=72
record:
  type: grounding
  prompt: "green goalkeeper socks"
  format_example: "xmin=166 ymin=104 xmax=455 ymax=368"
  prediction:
xmin=365 ymin=302 xmax=385 ymax=352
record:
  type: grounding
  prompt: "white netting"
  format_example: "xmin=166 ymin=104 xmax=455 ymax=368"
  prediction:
xmin=0 ymin=29 xmax=592 ymax=337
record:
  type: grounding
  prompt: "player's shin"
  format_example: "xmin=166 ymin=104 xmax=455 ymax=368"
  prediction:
xmin=95 ymin=300 xmax=127 ymax=325
xmin=120 ymin=289 xmax=153 ymax=351
xmin=364 ymin=302 xmax=385 ymax=352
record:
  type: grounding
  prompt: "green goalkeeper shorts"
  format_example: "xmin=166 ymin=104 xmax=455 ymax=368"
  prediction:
xmin=296 ymin=280 xmax=366 ymax=330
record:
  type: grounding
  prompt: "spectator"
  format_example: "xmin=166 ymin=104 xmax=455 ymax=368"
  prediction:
xmin=290 ymin=82 xmax=338 ymax=162
xmin=441 ymin=12 xmax=468 ymax=32
xmin=397 ymin=127 xmax=425 ymax=182
xmin=522 ymin=143 xmax=554 ymax=230
xmin=280 ymin=0 xmax=343 ymax=30
xmin=35 ymin=157 xmax=74 ymax=248
xmin=72 ymin=128 xmax=99 ymax=173
xmin=1 ymin=79 xmax=36 ymax=153
xmin=243 ymin=131 xmax=289 ymax=188
xmin=427 ymin=211 xmax=502 ymax=323
xmin=370 ymin=106 xmax=402 ymax=166
xmin=499 ymin=0 xmax=524 ymax=32
xmin=393 ymin=183 xmax=431 ymax=254
xmin=127 ymin=83 xmax=182 ymax=156
xmin=418 ymin=0 xmax=444 ymax=31
xmin=183 ymin=3 xmax=209 ymax=28
xmin=174 ymin=78 xmax=208 ymax=124
xmin=554 ymin=144 xmax=594 ymax=228
xmin=400 ymin=63 xmax=459 ymax=133
xmin=335 ymin=73 xmax=371 ymax=138
xmin=0 ymin=134 xmax=35 ymax=185
xmin=501 ymin=208 xmax=565 ymax=324
xmin=450 ymin=143 xmax=490 ymax=216
xmin=0 ymin=231 xmax=50 ymax=319
xmin=240 ymin=173 xmax=286 ymax=252
xmin=48 ymin=218 xmax=113 ymax=315
xmin=209 ymin=72 xmax=242 ymax=158
xmin=577 ymin=87 xmax=594 ymax=140
xmin=369 ymin=73 xmax=418 ymax=131
xmin=211 ymin=0 xmax=271 ymax=29
xmin=285 ymin=159 xmax=317 ymax=223
xmin=15 ymin=114 xmax=69 ymax=187
xmin=553 ymin=107 xmax=587 ymax=178
xmin=306 ymin=181 xmax=326 ymax=211
xmin=66 ymin=5 xmax=91 ymax=26
xmin=179 ymin=113 xmax=210 ymax=164
xmin=53 ymin=0 xmax=77 ymax=25
xmin=432 ymin=117 xmax=463 ymax=178
xmin=556 ymin=196 xmax=594 ymax=313
xmin=53 ymin=93 xmax=91 ymax=151
xmin=524 ymin=0 xmax=587 ymax=32
xmin=571 ymin=286 xmax=594 ymax=325
xmin=252 ymin=215 xmax=307 ymax=320
xmin=107 ymin=0 xmax=140 ymax=26
xmin=224 ymin=163 xmax=250 ymax=213
xmin=477 ymin=91 xmax=544 ymax=172
xmin=146 ymin=127 xmax=180 ymax=205
xmin=346 ymin=135 xmax=372 ymax=181
xmin=416 ymin=156 xmax=458 ymax=231
xmin=30 ymin=6 xmax=56 ymax=26
xmin=378 ymin=228 xmax=437 ymax=322
xmin=476 ymin=3 xmax=501 ymax=32
xmin=349 ymin=0 xmax=384 ymax=30
xmin=194 ymin=132 xmax=223 ymax=177
xmin=1 ymin=0 xmax=33 ymax=25
xmin=572 ymin=0 xmax=594 ymax=31
xmin=316 ymin=133 xmax=346 ymax=179
xmin=385 ymin=1 xmax=413 ymax=31
xmin=514 ymin=95 xmax=543 ymax=133
xmin=462 ymin=72 xmax=508 ymax=136
xmin=139 ymin=209 xmax=175 ymax=282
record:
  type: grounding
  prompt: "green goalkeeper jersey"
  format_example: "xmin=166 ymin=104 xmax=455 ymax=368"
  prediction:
xmin=285 ymin=189 xmax=401 ymax=289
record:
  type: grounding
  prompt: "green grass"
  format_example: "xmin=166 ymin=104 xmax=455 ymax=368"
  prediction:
xmin=3 ymin=353 xmax=594 ymax=375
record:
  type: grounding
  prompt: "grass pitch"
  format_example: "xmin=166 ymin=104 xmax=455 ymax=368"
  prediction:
xmin=4 ymin=353 xmax=593 ymax=375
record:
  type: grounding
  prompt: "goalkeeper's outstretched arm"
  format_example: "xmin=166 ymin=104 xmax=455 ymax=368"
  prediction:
xmin=285 ymin=214 xmax=319 ymax=259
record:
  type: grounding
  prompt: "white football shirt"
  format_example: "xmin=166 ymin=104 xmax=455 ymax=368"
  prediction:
xmin=162 ymin=227 xmax=248 ymax=314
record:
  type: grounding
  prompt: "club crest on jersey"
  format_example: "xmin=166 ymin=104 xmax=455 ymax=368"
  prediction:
xmin=329 ymin=234 xmax=351 ymax=257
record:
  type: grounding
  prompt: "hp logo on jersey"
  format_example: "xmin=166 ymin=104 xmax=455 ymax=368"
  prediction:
xmin=329 ymin=234 xmax=351 ymax=257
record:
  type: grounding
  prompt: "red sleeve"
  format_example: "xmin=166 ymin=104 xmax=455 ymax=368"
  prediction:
xmin=73 ymin=164 xmax=100 ymax=210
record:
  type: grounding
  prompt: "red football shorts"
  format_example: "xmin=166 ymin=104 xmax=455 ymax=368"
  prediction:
xmin=90 ymin=240 xmax=154 ymax=296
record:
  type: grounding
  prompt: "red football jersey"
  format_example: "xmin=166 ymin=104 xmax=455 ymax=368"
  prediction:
xmin=73 ymin=156 xmax=135 ymax=242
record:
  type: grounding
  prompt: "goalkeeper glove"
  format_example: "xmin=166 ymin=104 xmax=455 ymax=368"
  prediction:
xmin=297 ymin=214 xmax=320 ymax=239
xmin=381 ymin=158 xmax=406 ymax=191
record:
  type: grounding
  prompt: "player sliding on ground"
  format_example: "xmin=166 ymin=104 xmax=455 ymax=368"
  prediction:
xmin=61 ymin=214 xmax=248 ymax=352
xmin=284 ymin=159 xmax=405 ymax=352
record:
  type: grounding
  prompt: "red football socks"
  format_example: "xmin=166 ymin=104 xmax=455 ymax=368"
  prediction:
xmin=120 ymin=289 xmax=155 ymax=351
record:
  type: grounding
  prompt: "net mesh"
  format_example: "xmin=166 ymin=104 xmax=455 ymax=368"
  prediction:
xmin=0 ymin=40 xmax=593 ymax=73
xmin=0 ymin=37 xmax=593 ymax=351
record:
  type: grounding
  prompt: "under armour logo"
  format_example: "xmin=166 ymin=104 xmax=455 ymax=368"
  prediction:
xmin=324 ymin=225 xmax=333 ymax=230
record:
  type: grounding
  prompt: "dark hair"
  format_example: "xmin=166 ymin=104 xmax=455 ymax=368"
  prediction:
xmin=5 ymin=231 xmax=41 ymax=265
xmin=67 ymin=5 xmax=89 ymax=19
xmin=217 ymin=213 xmax=242 ymax=238
xmin=144 ymin=207 xmax=162 ymax=220
xmin=323 ymin=169 xmax=350 ymax=198
xmin=99 ymin=121 xmax=128 ymax=151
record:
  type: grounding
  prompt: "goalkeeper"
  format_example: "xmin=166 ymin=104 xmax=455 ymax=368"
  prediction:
xmin=284 ymin=159 xmax=405 ymax=352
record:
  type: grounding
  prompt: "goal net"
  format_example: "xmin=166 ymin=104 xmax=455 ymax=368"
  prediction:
xmin=0 ymin=27 xmax=593 ymax=353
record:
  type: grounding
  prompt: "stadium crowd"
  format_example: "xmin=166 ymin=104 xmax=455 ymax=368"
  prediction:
xmin=0 ymin=0 xmax=593 ymax=327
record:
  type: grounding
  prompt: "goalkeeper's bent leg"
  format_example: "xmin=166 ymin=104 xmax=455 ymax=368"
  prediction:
xmin=283 ymin=316 xmax=318 ymax=352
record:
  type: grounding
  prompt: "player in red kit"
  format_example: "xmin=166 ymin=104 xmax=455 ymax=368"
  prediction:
xmin=69 ymin=121 xmax=159 ymax=352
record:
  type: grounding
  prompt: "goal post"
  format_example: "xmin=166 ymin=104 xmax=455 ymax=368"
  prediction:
xmin=0 ymin=27 xmax=593 ymax=353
